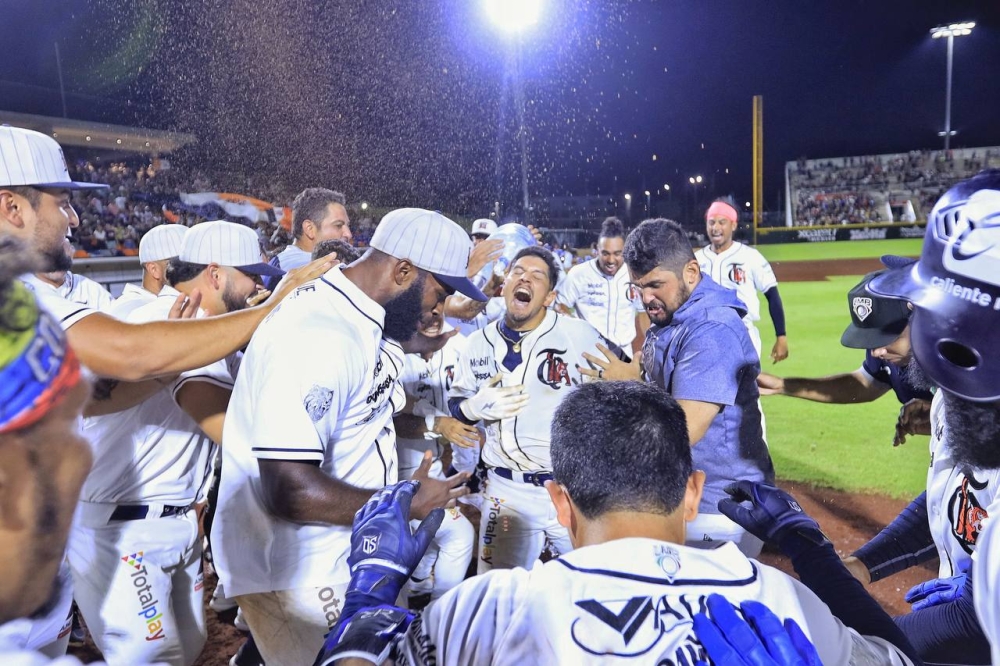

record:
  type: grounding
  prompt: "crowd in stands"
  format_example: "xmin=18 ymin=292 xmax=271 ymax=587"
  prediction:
xmin=788 ymin=147 xmax=1000 ymax=226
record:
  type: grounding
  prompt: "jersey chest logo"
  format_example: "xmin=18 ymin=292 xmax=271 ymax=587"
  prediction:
xmin=536 ymin=348 xmax=574 ymax=389
xmin=948 ymin=474 xmax=989 ymax=554
xmin=728 ymin=264 xmax=747 ymax=285
xmin=444 ymin=365 xmax=455 ymax=391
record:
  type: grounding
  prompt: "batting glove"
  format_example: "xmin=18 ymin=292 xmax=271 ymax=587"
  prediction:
xmin=693 ymin=594 xmax=822 ymax=666
xmin=459 ymin=374 xmax=529 ymax=422
xmin=314 ymin=604 xmax=414 ymax=666
xmin=718 ymin=482 xmax=828 ymax=551
xmin=341 ymin=481 xmax=444 ymax=623
xmin=905 ymin=561 xmax=972 ymax=611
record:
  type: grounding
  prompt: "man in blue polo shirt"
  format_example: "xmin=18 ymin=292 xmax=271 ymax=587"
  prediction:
xmin=757 ymin=270 xmax=933 ymax=446
xmin=584 ymin=218 xmax=774 ymax=558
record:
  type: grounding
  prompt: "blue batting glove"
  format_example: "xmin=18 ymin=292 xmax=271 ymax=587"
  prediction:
xmin=341 ymin=481 xmax=444 ymax=622
xmin=693 ymin=594 xmax=822 ymax=666
xmin=905 ymin=560 xmax=971 ymax=611
xmin=718 ymin=482 xmax=828 ymax=550
xmin=314 ymin=604 xmax=414 ymax=666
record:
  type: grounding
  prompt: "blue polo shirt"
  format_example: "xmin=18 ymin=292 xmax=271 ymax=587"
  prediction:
xmin=642 ymin=274 xmax=775 ymax=516
xmin=861 ymin=352 xmax=934 ymax=404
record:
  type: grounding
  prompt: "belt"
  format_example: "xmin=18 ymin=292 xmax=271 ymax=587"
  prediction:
xmin=491 ymin=467 xmax=554 ymax=487
xmin=109 ymin=504 xmax=191 ymax=522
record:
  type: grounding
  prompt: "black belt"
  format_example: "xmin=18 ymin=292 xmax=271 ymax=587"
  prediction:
xmin=109 ymin=504 xmax=190 ymax=522
xmin=491 ymin=467 xmax=554 ymax=487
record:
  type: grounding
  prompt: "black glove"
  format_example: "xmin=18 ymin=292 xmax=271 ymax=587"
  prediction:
xmin=717 ymin=482 xmax=827 ymax=554
xmin=314 ymin=604 xmax=414 ymax=666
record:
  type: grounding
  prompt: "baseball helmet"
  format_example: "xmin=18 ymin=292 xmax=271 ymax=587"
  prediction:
xmin=869 ymin=169 xmax=1000 ymax=402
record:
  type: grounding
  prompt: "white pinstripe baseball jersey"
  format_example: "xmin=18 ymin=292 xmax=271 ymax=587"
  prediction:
xmin=695 ymin=243 xmax=777 ymax=323
xmin=556 ymin=260 xmax=642 ymax=348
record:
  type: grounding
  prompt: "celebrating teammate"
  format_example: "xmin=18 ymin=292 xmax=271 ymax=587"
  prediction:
xmin=264 ymin=187 xmax=352 ymax=289
xmin=69 ymin=221 xmax=280 ymax=665
xmin=315 ymin=382 xmax=917 ymax=665
xmin=696 ymin=197 xmax=789 ymax=363
xmin=110 ymin=223 xmax=189 ymax=319
xmin=758 ymin=270 xmax=933 ymax=446
xmin=556 ymin=216 xmax=649 ymax=359
xmin=210 ymin=208 xmax=480 ymax=665
xmin=448 ymin=246 xmax=621 ymax=573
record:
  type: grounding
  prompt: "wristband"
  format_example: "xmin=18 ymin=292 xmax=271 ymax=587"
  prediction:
xmin=425 ymin=415 xmax=437 ymax=439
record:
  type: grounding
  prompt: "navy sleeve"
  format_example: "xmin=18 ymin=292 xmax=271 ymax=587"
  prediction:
xmin=447 ymin=397 xmax=478 ymax=425
xmin=763 ymin=287 xmax=786 ymax=337
xmin=780 ymin=535 xmax=922 ymax=665
xmin=853 ymin=492 xmax=937 ymax=582
xmin=894 ymin=574 xmax=990 ymax=664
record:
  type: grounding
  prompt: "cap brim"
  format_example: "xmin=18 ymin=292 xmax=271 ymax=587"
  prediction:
xmin=236 ymin=262 xmax=285 ymax=277
xmin=32 ymin=181 xmax=110 ymax=191
xmin=840 ymin=322 xmax=905 ymax=350
xmin=433 ymin=272 xmax=488 ymax=302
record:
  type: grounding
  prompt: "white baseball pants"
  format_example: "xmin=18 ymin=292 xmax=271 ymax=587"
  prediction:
xmin=405 ymin=506 xmax=474 ymax=600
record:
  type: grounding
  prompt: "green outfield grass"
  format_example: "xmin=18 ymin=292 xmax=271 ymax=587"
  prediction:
xmin=755 ymin=238 xmax=923 ymax=263
xmin=753 ymin=270 xmax=928 ymax=499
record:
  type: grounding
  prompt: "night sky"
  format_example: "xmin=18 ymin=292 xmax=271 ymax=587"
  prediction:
xmin=3 ymin=0 xmax=999 ymax=216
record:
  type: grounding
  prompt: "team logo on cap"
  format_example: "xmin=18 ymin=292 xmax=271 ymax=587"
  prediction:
xmin=852 ymin=296 xmax=873 ymax=322
xmin=304 ymin=385 xmax=334 ymax=422
xmin=941 ymin=189 xmax=1000 ymax=287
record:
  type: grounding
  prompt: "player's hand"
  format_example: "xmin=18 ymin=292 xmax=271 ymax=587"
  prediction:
xmin=770 ymin=336 xmax=789 ymax=364
xmin=718 ymin=482 xmax=828 ymax=550
xmin=316 ymin=604 xmax=414 ymax=666
xmin=841 ymin=556 xmax=872 ymax=586
xmin=693 ymin=594 xmax=822 ymax=666
xmin=459 ymin=374 xmax=529 ymax=422
xmin=435 ymin=417 xmax=482 ymax=449
xmin=264 ymin=255 xmax=336 ymax=306
xmin=410 ymin=451 xmax=471 ymax=519
xmin=527 ymin=225 xmax=543 ymax=244
xmin=579 ymin=344 xmax=641 ymax=382
xmin=168 ymin=289 xmax=202 ymax=319
xmin=905 ymin=561 xmax=971 ymax=611
xmin=245 ymin=288 xmax=272 ymax=308
xmin=344 ymin=481 xmax=444 ymax=618
xmin=756 ymin=372 xmax=785 ymax=395
xmin=467 ymin=239 xmax=504 ymax=278
xmin=894 ymin=398 xmax=932 ymax=446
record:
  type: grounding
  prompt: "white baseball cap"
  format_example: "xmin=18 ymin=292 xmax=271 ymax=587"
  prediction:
xmin=470 ymin=218 xmax=497 ymax=237
xmin=0 ymin=125 xmax=108 ymax=190
xmin=370 ymin=208 xmax=487 ymax=301
xmin=139 ymin=224 xmax=189 ymax=263
xmin=180 ymin=220 xmax=284 ymax=277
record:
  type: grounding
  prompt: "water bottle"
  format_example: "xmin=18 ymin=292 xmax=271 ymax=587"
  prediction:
xmin=472 ymin=223 xmax=536 ymax=289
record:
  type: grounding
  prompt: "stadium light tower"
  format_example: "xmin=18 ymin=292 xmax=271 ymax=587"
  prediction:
xmin=484 ymin=0 xmax=542 ymax=34
xmin=931 ymin=21 xmax=975 ymax=150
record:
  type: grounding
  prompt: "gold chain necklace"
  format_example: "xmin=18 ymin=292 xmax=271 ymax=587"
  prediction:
xmin=498 ymin=326 xmax=523 ymax=353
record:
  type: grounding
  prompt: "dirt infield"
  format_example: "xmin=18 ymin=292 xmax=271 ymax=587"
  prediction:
xmin=67 ymin=478 xmax=930 ymax=664
xmin=771 ymin=257 xmax=898 ymax=282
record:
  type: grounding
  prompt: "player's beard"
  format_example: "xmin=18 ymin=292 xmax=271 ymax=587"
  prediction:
xmin=38 ymin=238 xmax=73 ymax=273
xmin=901 ymin=352 xmax=935 ymax=392
xmin=222 ymin=281 xmax=253 ymax=313
xmin=942 ymin=391 xmax=1000 ymax=470
xmin=383 ymin=272 xmax=426 ymax=343
xmin=646 ymin=280 xmax=690 ymax=326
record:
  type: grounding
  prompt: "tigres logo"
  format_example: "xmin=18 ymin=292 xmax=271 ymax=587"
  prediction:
xmin=537 ymin=348 xmax=573 ymax=389
xmin=947 ymin=475 xmax=989 ymax=554
xmin=728 ymin=264 xmax=747 ymax=285
xmin=444 ymin=364 xmax=455 ymax=391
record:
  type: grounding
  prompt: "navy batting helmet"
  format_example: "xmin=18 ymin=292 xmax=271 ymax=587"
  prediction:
xmin=869 ymin=169 xmax=1000 ymax=402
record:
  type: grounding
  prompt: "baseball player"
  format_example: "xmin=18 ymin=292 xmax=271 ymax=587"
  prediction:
xmin=70 ymin=221 xmax=283 ymax=666
xmin=0 ymin=125 xmax=332 ymax=383
xmin=393 ymin=318 xmax=475 ymax=604
xmin=758 ymin=270 xmax=933 ymax=446
xmin=585 ymin=218 xmax=774 ymax=557
xmin=556 ymin=216 xmax=649 ymax=359
xmin=444 ymin=222 xmax=505 ymax=337
xmin=32 ymin=238 xmax=115 ymax=312
xmin=696 ymin=197 xmax=788 ymax=363
xmin=314 ymin=382 xmax=917 ymax=665
xmin=111 ymin=223 xmax=189 ymax=319
xmin=448 ymin=245 xmax=621 ymax=573
xmin=0 ymin=241 xmax=95 ymax=664
xmin=469 ymin=217 xmax=497 ymax=245
xmin=210 ymin=208 xmax=482 ymax=665
xmin=864 ymin=170 xmax=1000 ymax=664
xmin=263 ymin=187 xmax=352 ymax=290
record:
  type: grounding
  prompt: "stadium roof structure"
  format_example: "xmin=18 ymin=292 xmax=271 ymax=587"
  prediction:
xmin=0 ymin=110 xmax=196 ymax=155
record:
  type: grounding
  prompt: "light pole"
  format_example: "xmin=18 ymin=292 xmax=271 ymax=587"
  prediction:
xmin=624 ymin=193 xmax=632 ymax=222
xmin=931 ymin=21 xmax=975 ymax=150
xmin=485 ymin=0 xmax=543 ymax=222
xmin=644 ymin=190 xmax=651 ymax=216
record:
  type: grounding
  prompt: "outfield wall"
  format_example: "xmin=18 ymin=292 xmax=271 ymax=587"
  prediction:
xmin=757 ymin=221 xmax=927 ymax=244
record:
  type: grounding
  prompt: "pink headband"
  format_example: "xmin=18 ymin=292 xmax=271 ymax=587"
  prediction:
xmin=706 ymin=201 xmax=738 ymax=223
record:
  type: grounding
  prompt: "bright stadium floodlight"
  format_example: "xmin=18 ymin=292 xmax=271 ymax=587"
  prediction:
xmin=361 ymin=201 xmax=369 ymax=211
xmin=695 ymin=175 xmax=703 ymax=184
xmin=688 ymin=177 xmax=695 ymax=184
xmin=484 ymin=0 xmax=542 ymax=34
xmin=624 ymin=193 xmax=632 ymax=201
xmin=931 ymin=21 xmax=975 ymax=149
xmin=664 ymin=184 xmax=670 ymax=191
